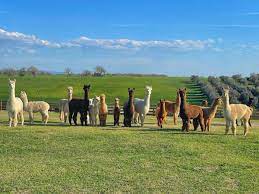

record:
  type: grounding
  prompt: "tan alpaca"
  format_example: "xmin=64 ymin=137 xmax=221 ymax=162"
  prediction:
xmin=202 ymin=97 xmax=221 ymax=131
xmin=59 ymin=86 xmax=73 ymax=123
xmin=99 ymin=94 xmax=108 ymax=126
xmin=6 ymin=79 xmax=24 ymax=127
xmin=20 ymin=91 xmax=50 ymax=125
xmin=222 ymin=88 xmax=253 ymax=136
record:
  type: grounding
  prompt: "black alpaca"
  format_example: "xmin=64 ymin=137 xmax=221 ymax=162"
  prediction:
xmin=123 ymin=88 xmax=135 ymax=127
xmin=69 ymin=84 xmax=90 ymax=126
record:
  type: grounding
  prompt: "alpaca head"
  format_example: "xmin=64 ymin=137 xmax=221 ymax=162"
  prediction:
xmin=8 ymin=79 xmax=16 ymax=90
xmin=89 ymin=98 xmax=93 ymax=106
xmin=115 ymin=98 xmax=120 ymax=106
xmin=100 ymin=94 xmax=106 ymax=103
xmin=145 ymin=86 xmax=152 ymax=95
xmin=179 ymin=88 xmax=187 ymax=101
xmin=93 ymin=96 xmax=100 ymax=105
xmin=83 ymin=84 xmax=91 ymax=93
xmin=214 ymin=97 xmax=222 ymax=106
xmin=159 ymin=99 xmax=166 ymax=112
xmin=128 ymin=88 xmax=135 ymax=98
xmin=20 ymin=91 xmax=27 ymax=99
xmin=67 ymin=86 xmax=73 ymax=95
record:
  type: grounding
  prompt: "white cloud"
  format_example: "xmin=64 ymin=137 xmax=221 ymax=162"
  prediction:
xmin=0 ymin=27 xmax=221 ymax=53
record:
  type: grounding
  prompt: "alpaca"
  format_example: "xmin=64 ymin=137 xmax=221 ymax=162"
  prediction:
xmin=114 ymin=98 xmax=120 ymax=126
xmin=69 ymin=84 xmax=90 ymax=126
xmin=89 ymin=96 xmax=100 ymax=126
xmin=155 ymin=91 xmax=181 ymax=125
xmin=59 ymin=86 xmax=73 ymax=123
xmin=6 ymin=79 xmax=24 ymax=127
xmin=157 ymin=99 xmax=167 ymax=128
xmin=99 ymin=94 xmax=108 ymax=126
xmin=202 ymin=97 xmax=221 ymax=131
xmin=20 ymin=91 xmax=50 ymax=125
xmin=222 ymin=88 xmax=253 ymax=136
xmin=123 ymin=88 xmax=135 ymax=127
xmin=133 ymin=86 xmax=152 ymax=126
xmin=236 ymin=97 xmax=253 ymax=127
xmin=179 ymin=88 xmax=205 ymax=132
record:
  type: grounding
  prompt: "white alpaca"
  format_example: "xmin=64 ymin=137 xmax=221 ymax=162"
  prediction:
xmin=222 ymin=88 xmax=253 ymax=136
xmin=6 ymin=79 xmax=24 ymax=127
xmin=133 ymin=86 xmax=152 ymax=126
xmin=89 ymin=96 xmax=100 ymax=126
xmin=20 ymin=91 xmax=50 ymax=125
xmin=59 ymin=86 xmax=73 ymax=123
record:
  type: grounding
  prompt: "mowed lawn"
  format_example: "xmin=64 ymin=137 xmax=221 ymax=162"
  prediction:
xmin=0 ymin=111 xmax=258 ymax=193
xmin=0 ymin=75 xmax=188 ymax=104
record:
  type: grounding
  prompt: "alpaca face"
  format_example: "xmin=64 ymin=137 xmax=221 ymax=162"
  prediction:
xmin=115 ymin=98 xmax=120 ymax=106
xmin=20 ymin=91 xmax=27 ymax=99
xmin=145 ymin=86 xmax=152 ymax=95
xmin=8 ymin=79 xmax=16 ymax=90
xmin=83 ymin=84 xmax=91 ymax=93
xmin=93 ymin=96 xmax=100 ymax=105
xmin=100 ymin=94 xmax=106 ymax=103
xmin=215 ymin=97 xmax=222 ymax=106
xmin=67 ymin=87 xmax=73 ymax=95
xmin=128 ymin=88 xmax=135 ymax=98
xmin=179 ymin=88 xmax=187 ymax=101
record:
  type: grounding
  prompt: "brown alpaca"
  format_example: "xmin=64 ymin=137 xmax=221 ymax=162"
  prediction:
xmin=99 ymin=94 xmax=108 ymax=126
xmin=157 ymin=99 xmax=167 ymax=128
xmin=156 ymin=91 xmax=181 ymax=125
xmin=179 ymin=88 xmax=205 ymax=132
xmin=202 ymin=97 xmax=221 ymax=131
xmin=113 ymin=98 xmax=120 ymax=126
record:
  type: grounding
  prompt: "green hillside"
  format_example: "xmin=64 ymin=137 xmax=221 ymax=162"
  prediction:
xmin=0 ymin=75 xmax=194 ymax=105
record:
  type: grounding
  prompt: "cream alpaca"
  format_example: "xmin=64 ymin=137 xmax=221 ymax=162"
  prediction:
xmin=59 ymin=86 xmax=73 ymax=123
xmin=89 ymin=96 xmax=100 ymax=126
xmin=99 ymin=94 xmax=108 ymax=126
xmin=202 ymin=97 xmax=221 ymax=131
xmin=222 ymin=88 xmax=253 ymax=136
xmin=133 ymin=86 xmax=152 ymax=126
xmin=20 ymin=91 xmax=50 ymax=125
xmin=6 ymin=79 xmax=24 ymax=127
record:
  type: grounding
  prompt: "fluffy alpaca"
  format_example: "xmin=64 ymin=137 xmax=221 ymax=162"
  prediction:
xmin=123 ymin=88 xmax=135 ymax=127
xmin=6 ymin=79 xmax=24 ymax=127
xmin=20 ymin=91 xmax=50 ymax=125
xmin=202 ymin=97 xmax=221 ymax=131
xmin=99 ymin=94 xmax=108 ymax=126
xmin=133 ymin=86 xmax=152 ymax=126
xmin=155 ymin=91 xmax=181 ymax=125
xmin=59 ymin=86 xmax=73 ymax=123
xmin=157 ymin=99 xmax=167 ymax=128
xmin=179 ymin=88 xmax=205 ymax=132
xmin=89 ymin=96 xmax=100 ymax=126
xmin=69 ymin=84 xmax=90 ymax=126
xmin=113 ymin=98 xmax=120 ymax=126
xmin=222 ymin=88 xmax=253 ymax=136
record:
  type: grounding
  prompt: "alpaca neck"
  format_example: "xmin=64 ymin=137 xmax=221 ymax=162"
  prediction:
xmin=9 ymin=87 xmax=16 ymax=102
xmin=67 ymin=93 xmax=73 ymax=101
xmin=223 ymin=95 xmax=230 ymax=110
xmin=176 ymin=94 xmax=181 ymax=106
xmin=144 ymin=92 xmax=151 ymax=107
xmin=84 ymin=92 xmax=89 ymax=100
xmin=210 ymin=101 xmax=219 ymax=114
xmin=180 ymin=96 xmax=187 ymax=111
xmin=21 ymin=96 xmax=29 ymax=109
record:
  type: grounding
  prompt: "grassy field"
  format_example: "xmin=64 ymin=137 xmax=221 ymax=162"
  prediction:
xmin=0 ymin=111 xmax=258 ymax=193
xmin=0 ymin=75 xmax=207 ymax=105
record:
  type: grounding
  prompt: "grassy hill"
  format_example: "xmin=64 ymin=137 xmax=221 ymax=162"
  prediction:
xmin=0 ymin=75 xmax=208 ymax=105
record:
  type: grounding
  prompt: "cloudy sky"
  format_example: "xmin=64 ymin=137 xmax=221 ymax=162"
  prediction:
xmin=0 ymin=0 xmax=259 ymax=76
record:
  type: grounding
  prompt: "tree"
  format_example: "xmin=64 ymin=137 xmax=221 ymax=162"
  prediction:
xmin=27 ymin=66 xmax=39 ymax=77
xmin=94 ymin=65 xmax=106 ymax=76
xmin=18 ymin=67 xmax=27 ymax=77
xmin=64 ymin=68 xmax=72 ymax=77
xmin=81 ymin=70 xmax=92 ymax=76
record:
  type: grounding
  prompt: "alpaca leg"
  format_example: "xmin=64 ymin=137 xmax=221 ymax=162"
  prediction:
xmin=236 ymin=119 xmax=239 ymax=126
xmin=29 ymin=112 xmax=34 ymax=124
xmin=193 ymin=119 xmax=199 ymax=131
xmin=249 ymin=118 xmax=252 ymax=127
xmin=64 ymin=113 xmax=68 ymax=123
xmin=244 ymin=118 xmax=249 ymax=136
xmin=207 ymin=119 xmax=211 ymax=132
xmin=8 ymin=112 xmax=13 ymax=127
xmin=20 ymin=112 xmax=24 ymax=126
xmin=44 ymin=112 xmax=49 ymax=125
xmin=231 ymin=120 xmax=237 ymax=136
xmin=225 ymin=120 xmax=230 ymax=135
xmin=181 ymin=119 xmax=186 ymax=131
xmin=173 ymin=114 xmax=177 ymax=125
xmin=199 ymin=116 xmax=205 ymax=132
xmin=133 ymin=112 xmax=138 ymax=124
xmin=186 ymin=118 xmax=190 ymax=132
xmin=13 ymin=112 xmax=18 ymax=127
xmin=80 ymin=112 xmax=84 ymax=126
xmin=69 ymin=112 xmax=73 ymax=125
xmin=140 ymin=114 xmax=145 ymax=127
xmin=73 ymin=112 xmax=78 ymax=125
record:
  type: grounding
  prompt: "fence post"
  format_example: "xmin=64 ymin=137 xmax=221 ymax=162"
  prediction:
xmin=0 ymin=100 xmax=2 ymax=111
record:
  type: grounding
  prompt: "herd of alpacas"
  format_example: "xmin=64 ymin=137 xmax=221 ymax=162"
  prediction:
xmin=6 ymin=79 xmax=254 ymax=136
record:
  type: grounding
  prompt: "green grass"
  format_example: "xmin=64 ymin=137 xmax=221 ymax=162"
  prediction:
xmin=0 ymin=75 xmax=189 ymax=105
xmin=0 ymin=111 xmax=258 ymax=193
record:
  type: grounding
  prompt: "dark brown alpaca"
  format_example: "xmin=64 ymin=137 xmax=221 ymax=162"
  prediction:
xmin=157 ymin=99 xmax=167 ymax=128
xmin=113 ymin=98 xmax=120 ymax=126
xmin=123 ymin=88 xmax=135 ymax=127
xmin=179 ymin=88 xmax=205 ymax=132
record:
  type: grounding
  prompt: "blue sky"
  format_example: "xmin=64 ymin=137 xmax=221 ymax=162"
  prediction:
xmin=0 ymin=0 xmax=259 ymax=75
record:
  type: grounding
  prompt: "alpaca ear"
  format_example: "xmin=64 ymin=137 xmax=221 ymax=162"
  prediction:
xmin=133 ymin=88 xmax=135 ymax=90
xmin=128 ymin=88 xmax=130 ymax=91
xmin=88 ymin=84 xmax=91 ymax=88
xmin=14 ymin=79 xmax=16 ymax=82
